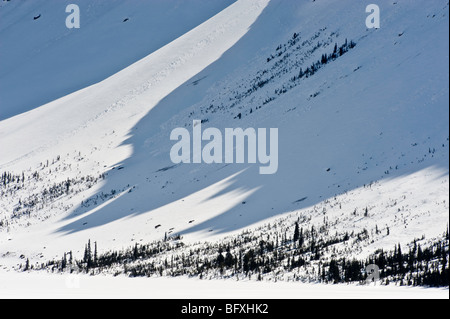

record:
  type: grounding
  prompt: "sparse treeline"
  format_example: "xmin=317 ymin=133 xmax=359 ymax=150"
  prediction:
xmin=1 ymin=171 xmax=25 ymax=186
xmin=366 ymin=234 xmax=449 ymax=287
xmin=30 ymin=220 xmax=449 ymax=287
xmin=0 ymin=168 xmax=106 ymax=227
xmin=294 ymin=38 xmax=356 ymax=82
xmin=193 ymin=29 xmax=356 ymax=121
xmin=251 ymin=35 xmax=357 ymax=116
xmin=323 ymin=235 xmax=449 ymax=287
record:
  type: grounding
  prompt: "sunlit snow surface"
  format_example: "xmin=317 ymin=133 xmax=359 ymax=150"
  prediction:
xmin=0 ymin=272 xmax=448 ymax=299
xmin=0 ymin=0 xmax=448 ymax=298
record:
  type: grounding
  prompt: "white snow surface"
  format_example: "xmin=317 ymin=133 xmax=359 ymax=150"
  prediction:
xmin=0 ymin=271 xmax=447 ymax=299
xmin=0 ymin=0 xmax=448 ymax=297
xmin=0 ymin=0 xmax=236 ymax=120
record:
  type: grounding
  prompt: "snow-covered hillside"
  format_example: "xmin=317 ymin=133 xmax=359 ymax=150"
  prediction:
xmin=0 ymin=0 xmax=236 ymax=120
xmin=0 ymin=0 xmax=448 ymax=295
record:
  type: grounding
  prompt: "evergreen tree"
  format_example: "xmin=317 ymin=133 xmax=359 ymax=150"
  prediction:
xmin=61 ymin=253 xmax=67 ymax=270
xmin=397 ymin=243 xmax=403 ymax=271
xmin=133 ymin=243 xmax=139 ymax=260
xmin=293 ymin=222 xmax=300 ymax=242
xmin=298 ymin=227 xmax=304 ymax=248
xmin=224 ymin=250 xmax=234 ymax=268
xmin=24 ymin=258 xmax=30 ymax=271
xmin=216 ymin=250 xmax=225 ymax=267
xmin=417 ymin=244 xmax=423 ymax=262
xmin=328 ymin=259 xmax=340 ymax=283
xmin=84 ymin=239 xmax=93 ymax=268
xmin=94 ymin=242 xmax=98 ymax=265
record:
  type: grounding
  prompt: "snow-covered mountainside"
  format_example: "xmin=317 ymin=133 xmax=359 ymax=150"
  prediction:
xmin=0 ymin=0 xmax=236 ymax=120
xmin=0 ymin=0 xmax=448 ymax=293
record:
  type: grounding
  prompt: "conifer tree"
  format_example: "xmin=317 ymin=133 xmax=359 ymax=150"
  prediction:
xmin=293 ymin=222 xmax=300 ymax=242
xmin=94 ymin=241 xmax=98 ymax=265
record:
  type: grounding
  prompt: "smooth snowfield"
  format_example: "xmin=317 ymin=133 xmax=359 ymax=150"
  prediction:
xmin=0 ymin=0 xmax=448 ymax=296
xmin=0 ymin=271 xmax=447 ymax=299
xmin=0 ymin=0 xmax=236 ymax=120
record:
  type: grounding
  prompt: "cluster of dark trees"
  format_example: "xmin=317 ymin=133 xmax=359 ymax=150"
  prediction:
xmin=41 ymin=237 xmax=185 ymax=275
xmin=290 ymin=38 xmax=356 ymax=83
xmin=1 ymin=170 xmax=38 ymax=225
xmin=274 ymin=38 xmax=356 ymax=97
xmin=12 ymin=174 xmax=103 ymax=218
xmin=80 ymin=184 xmax=128 ymax=209
xmin=322 ymin=237 xmax=449 ymax=287
xmin=1 ymin=171 xmax=25 ymax=186
xmin=366 ymin=236 xmax=449 ymax=287
xmin=235 ymin=36 xmax=356 ymax=120
xmin=251 ymin=31 xmax=329 ymax=96
xmin=266 ymin=31 xmax=303 ymax=63
xmin=34 ymin=216 xmax=449 ymax=287
xmin=197 ymin=29 xmax=330 ymax=119
xmin=1 ymin=168 xmax=105 ymax=225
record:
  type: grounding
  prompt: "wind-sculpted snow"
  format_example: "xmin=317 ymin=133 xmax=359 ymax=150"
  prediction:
xmin=0 ymin=0 xmax=448 ymax=292
xmin=0 ymin=0 xmax=236 ymax=120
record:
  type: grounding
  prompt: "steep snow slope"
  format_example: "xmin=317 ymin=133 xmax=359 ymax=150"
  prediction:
xmin=0 ymin=0 xmax=448 ymax=276
xmin=0 ymin=0 xmax=235 ymax=120
xmin=0 ymin=0 xmax=273 ymax=262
